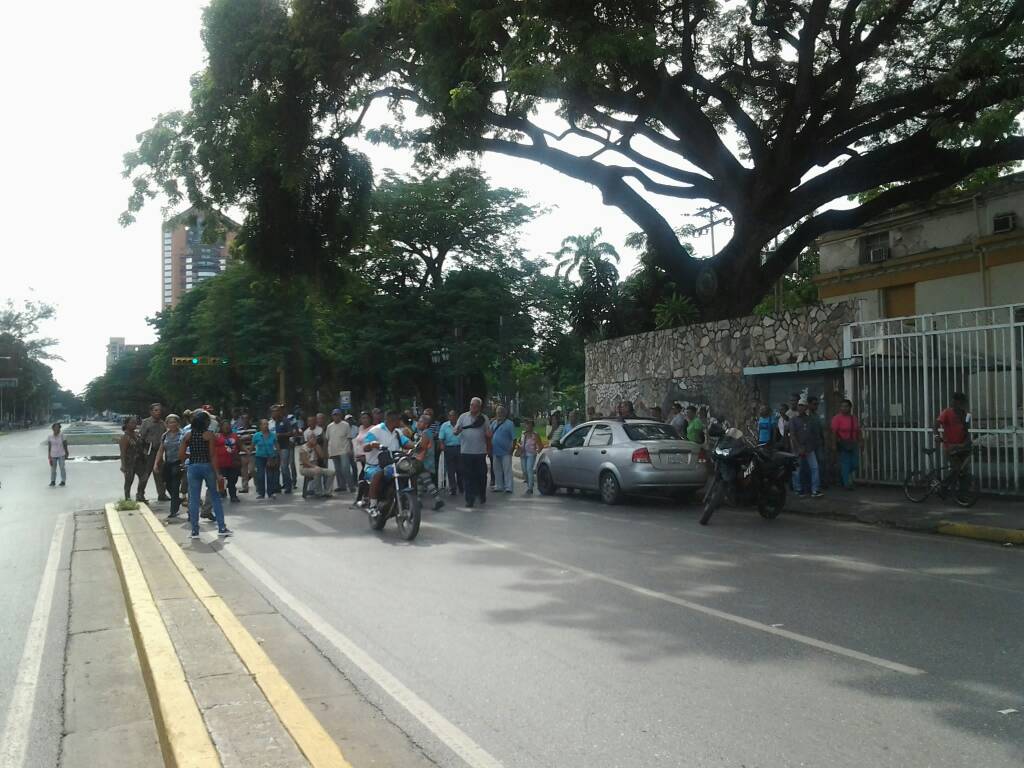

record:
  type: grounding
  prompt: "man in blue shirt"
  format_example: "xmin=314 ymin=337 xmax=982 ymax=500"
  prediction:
xmin=490 ymin=405 xmax=516 ymax=493
xmin=438 ymin=409 xmax=462 ymax=496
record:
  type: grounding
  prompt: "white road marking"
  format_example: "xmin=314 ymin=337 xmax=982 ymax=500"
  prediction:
xmin=0 ymin=513 xmax=68 ymax=768
xmin=998 ymin=708 xmax=1018 ymax=715
xmin=279 ymin=512 xmax=336 ymax=534
xmin=219 ymin=541 xmax=506 ymax=768
xmin=429 ymin=524 xmax=927 ymax=677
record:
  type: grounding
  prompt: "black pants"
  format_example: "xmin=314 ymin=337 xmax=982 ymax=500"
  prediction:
xmin=221 ymin=467 xmax=240 ymax=499
xmin=162 ymin=462 xmax=182 ymax=516
xmin=462 ymin=453 xmax=488 ymax=505
xmin=444 ymin=446 xmax=462 ymax=493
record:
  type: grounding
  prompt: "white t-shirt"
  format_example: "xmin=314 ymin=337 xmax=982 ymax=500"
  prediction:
xmin=363 ymin=425 xmax=408 ymax=466
xmin=325 ymin=420 xmax=352 ymax=456
xmin=48 ymin=434 xmax=67 ymax=458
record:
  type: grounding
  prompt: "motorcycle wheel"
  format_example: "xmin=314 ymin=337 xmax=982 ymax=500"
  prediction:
xmin=699 ymin=477 xmax=721 ymax=525
xmin=368 ymin=495 xmax=389 ymax=530
xmin=758 ymin=482 xmax=786 ymax=519
xmin=395 ymin=491 xmax=421 ymax=541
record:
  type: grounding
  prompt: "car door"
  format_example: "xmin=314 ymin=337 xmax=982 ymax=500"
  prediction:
xmin=550 ymin=425 xmax=591 ymax=488
xmin=576 ymin=423 xmax=614 ymax=490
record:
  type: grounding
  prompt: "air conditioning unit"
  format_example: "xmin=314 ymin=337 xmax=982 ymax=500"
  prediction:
xmin=993 ymin=212 xmax=1016 ymax=234
xmin=869 ymin=246 xmax=890 ymax=263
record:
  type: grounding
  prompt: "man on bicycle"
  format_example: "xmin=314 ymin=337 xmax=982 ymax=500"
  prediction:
xmin=935 ymin=392 xmax=971 ymax=484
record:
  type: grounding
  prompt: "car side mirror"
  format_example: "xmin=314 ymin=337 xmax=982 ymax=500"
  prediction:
xmin=550 ymin=439 xmax=561 ymax=449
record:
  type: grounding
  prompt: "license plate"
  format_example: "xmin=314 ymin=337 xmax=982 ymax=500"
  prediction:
xmin=665 ymin=453 xmax=684 ymax=464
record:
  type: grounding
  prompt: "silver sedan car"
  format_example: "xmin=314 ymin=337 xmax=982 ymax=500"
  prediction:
xmin=536 ymin=419 xmax=707 ymax=504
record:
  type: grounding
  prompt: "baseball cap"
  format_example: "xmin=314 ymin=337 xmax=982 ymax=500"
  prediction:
xmin=331 ymin=408 xmax=343 ymax=415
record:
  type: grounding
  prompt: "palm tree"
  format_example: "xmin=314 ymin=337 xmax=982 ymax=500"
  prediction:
xmin=553 ymin=228 xmax=620 ymax=280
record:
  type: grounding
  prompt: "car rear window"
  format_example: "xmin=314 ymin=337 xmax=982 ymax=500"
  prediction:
xmin=624 ymin=422 xmax=683 ymax=441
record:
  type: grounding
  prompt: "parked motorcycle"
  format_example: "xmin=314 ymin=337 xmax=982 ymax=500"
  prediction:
xmin=700 ymin=422 xmax=798 ymax=525
xmin=355 ymin=445 xmax=422 ymax=540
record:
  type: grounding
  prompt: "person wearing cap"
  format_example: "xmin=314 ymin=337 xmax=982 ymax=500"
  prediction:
xmin=789 ymin=399 xmax=823 ymax=497
xmin=326 ymin=408 xmax=355 ymax=492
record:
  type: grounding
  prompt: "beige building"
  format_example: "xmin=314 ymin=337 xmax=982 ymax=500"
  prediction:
xmin=814 ymin=172 xmax=1024 ymax=318
xmin=106 ymin=337 xmax=152 ymax=371
xmin=162 ymin=208 xmax=239 ymax=309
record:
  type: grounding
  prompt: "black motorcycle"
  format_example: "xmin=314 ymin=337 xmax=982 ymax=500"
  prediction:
xmin=700 ymin=423 xmax=798 ymax=525
xmin=355 ymin=445 xmax=422 ymax=540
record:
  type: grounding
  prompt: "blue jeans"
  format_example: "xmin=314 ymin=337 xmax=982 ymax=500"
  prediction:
xmin=278 ymin=448 xmax=294 ymax=491
xmin=521 ymin=454 xmax=536 ymax=491
xmin=254 ymin=455 xmax=276 ymax=496
xmin=794 ymin=451 xmax=820 ymax=495
xmin=837 ymin=446 xmax=859 ymax=487
xmin=50 ymin=456 xmax=66 ymax=484
xmin=187 ymin=463 xmax=225 ymax=534
xmin=492 ymin=453 xmax=513 ymax=492
xmin=331 ymin=455 xmax=355 ymax=491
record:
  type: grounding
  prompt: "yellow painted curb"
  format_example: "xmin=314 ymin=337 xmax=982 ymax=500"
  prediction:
xmin=937 ymin=521 xmax=1024 ymax=545
xmin=137 ymin=504 xmax=352 ymax=768
xmin=105 ymin=504 xmax=221 ymax=768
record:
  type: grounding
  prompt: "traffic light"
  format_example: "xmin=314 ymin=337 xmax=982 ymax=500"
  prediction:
xmin=172 ymin=356 xmax=231 ymax=367
xmin=192 ymin=357 xmax=200 ymax=365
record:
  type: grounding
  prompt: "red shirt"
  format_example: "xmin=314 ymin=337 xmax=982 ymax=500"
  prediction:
xmin=937 ymin=408 xmax=968 ymax=446
xmin=830 ymin=413 xmax=860 ymax=442
xmin=214 ymin=432 xmax=239 ymax=467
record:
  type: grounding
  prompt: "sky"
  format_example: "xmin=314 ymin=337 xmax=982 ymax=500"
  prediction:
xmin=0 ymin=1 xmax=726 ymax=395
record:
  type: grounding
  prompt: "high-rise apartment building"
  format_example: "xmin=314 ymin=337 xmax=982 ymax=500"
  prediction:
xmin=161 ymin=207 xmax=239 ymax=309
xmin=106 ymin=337 xmax=152 ymax=370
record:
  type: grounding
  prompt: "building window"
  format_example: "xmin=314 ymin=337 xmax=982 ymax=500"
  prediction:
xmin=859 ymin=231 xmax=890 ymax=265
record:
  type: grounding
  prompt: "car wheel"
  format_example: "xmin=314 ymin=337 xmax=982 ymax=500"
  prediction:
xmin=599 ymin=471 xmax=622 ymax=505
xmin=537 ymin=465 xmax=557 ymax=496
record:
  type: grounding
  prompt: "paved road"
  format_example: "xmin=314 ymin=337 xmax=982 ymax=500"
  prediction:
xmin=184 ymin=485 xmax=1024 ymax=768
xmin=0 ymin=423 xmax=122 ymax=767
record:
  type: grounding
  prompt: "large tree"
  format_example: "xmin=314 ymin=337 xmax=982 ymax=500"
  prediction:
xmin=367 ymin=167 xmax=538 ymax=290
xmin=357 ymin=0 xmax=1024 ymax=316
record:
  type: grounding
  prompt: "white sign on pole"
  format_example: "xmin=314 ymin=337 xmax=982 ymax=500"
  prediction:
xmin=339 ymin=390 xmax=352 ymax=409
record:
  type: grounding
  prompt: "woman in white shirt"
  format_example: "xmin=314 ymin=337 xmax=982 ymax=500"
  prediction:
xmin=47 ymin=422 xmax=69 ymax=487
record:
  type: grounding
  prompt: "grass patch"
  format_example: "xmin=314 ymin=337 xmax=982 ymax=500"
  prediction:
xmin=115 ymin=499 xmax=139 ymax=511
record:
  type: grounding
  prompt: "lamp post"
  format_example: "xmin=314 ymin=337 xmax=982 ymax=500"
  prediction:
xmin=453 ymin=327 xmax=464 ymax=410
xmin=430 ymin=346 xmax=450 ymax=410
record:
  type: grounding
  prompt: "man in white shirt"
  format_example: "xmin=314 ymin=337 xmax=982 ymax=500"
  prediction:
xmin=298 ymin=434 xmax=335 ymax=498
xmin=363 ymin=411 xmax=411 ymax=514
xmin=325 ymin=409 xmax=355 ymax=492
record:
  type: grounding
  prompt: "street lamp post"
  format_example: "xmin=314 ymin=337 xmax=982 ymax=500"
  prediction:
xmin=430 ymin=347 xmax=450 ymax=410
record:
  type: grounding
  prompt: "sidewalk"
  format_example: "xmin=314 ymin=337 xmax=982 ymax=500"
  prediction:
xmin=79 ymin=503 xmax=437 ymax=768
xmin=786 ymin=484 xmax=1024 ymax=544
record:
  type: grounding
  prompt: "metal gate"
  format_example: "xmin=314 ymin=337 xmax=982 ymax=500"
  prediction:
xmin=844 ymin=304 xmax=1024 ymax=494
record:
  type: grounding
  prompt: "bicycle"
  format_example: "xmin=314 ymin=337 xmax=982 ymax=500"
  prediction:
xmin=903 ymin=443 xmax=980 ymax=507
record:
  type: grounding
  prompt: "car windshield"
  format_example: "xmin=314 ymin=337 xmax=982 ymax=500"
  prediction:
xmin=623 ymin=422 xmax=683 ymax=441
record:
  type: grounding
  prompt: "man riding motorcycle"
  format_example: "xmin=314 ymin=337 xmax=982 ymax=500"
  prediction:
xmin=362 ymin=411 xmax=411 ymax=516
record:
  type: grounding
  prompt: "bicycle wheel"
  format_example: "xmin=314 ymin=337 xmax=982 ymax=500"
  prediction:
xmin=953 ymin=472 xmax=980 ymax=508
xmin=903 ymin=470 xmax=931 ymax=503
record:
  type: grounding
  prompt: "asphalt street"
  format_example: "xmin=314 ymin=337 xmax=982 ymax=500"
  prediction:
xmin=0 ymin=423 xmax=123 ymax=768
xmin=179 ymin=479 xmax=1023 ymax=768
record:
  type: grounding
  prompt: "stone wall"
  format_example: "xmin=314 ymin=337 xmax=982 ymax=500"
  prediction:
xmin=585 ymin=302 xmax=858 ymax=427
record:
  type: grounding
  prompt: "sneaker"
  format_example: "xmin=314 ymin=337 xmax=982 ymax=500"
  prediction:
xmin=190 ymin=531 xmax=200 ymax=540
xmin=200 ymin=510 xmax=215 ymax=520
xmin=239 ymin=487 xmax=249 ymax=494
xmin=218 ymin=528 xmax=233 ymax=537
xmin=49 ymin=481 xmax=55 ymax=487
xmin=433 ymin=499 xmax=445 ymax=511
xmin=368 ymin=504 xmax=380 ymax=518
xmin=167 ymin=512 xmax=180 ymax=519
xmin=811 ymin=491 xmax=825 ymax=498
xmin=157 ymin=495 xmax=170 ymax=502
xmin=256 ymin=494 xmax=265 ymax=500
xmin=59 ymin=481 xmax=66 ymax=487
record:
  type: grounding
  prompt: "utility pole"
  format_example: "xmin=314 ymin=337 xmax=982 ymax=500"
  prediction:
xmin=691 ymin=204 xmax=732 ymax=257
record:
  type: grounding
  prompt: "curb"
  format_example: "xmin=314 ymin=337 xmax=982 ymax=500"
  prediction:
xmin=936 ymin=521 xmax=1024 ymax=545
xmin=136 ymin=504 xmax=352 ymax=768
xmin=105 ymin=504 xmax=220 ymax=768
